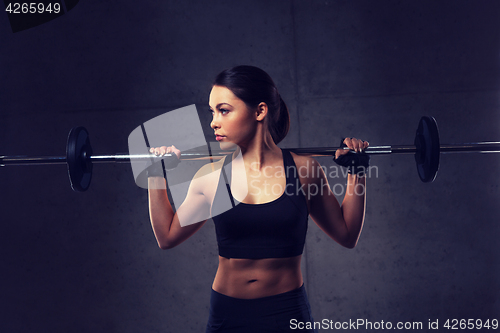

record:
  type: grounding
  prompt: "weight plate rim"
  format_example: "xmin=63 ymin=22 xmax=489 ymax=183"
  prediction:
xmin=66 ymin=126 xmax=92 ymax=192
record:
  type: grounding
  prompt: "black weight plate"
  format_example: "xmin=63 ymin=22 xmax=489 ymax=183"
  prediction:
xmin=67 ymin=127 xmax=93 ymax=192
xmin=414 ymin=116 xmax=440 ymax=182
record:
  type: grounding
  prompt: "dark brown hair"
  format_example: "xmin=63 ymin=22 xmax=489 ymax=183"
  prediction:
xmin=213 ymin=65 xmax=290 ymax=144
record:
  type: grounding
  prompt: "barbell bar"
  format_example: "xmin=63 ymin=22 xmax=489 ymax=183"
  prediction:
xmin=1 ymin=116 xmax=499 ymax=191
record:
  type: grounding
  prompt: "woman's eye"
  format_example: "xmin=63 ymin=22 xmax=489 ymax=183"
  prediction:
xmin=209 ymin=108 xmax=229 ymax=115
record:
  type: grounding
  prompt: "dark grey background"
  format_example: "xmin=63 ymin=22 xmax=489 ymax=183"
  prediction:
xmin=1 ymin=1 xmax=499 ymax=332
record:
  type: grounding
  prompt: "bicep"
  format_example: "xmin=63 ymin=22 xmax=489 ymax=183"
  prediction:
xmin=165 ymin=190 xmax=209 ymax=248
xmin=303 ymin=160 xmax=350 ymax=246
xmin=165 ymin=173 xmax=213 ymax=248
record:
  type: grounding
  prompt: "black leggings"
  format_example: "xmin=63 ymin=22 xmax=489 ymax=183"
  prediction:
xmin=206 ymin=284 xmax=319 ymax=333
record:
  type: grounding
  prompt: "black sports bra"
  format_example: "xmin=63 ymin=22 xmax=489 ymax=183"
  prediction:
xmin=211 ymin=149 xmax=309 ymax=259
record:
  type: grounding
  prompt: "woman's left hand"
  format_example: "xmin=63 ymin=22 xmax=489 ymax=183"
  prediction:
xmin=335 ymin=137 xmax=369 ymax=159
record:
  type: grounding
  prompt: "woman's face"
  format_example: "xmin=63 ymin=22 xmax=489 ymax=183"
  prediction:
xmin=209 ymin=85 xmax=258 ymax=149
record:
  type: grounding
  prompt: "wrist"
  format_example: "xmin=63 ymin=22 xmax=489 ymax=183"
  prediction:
xmin=346 ymin=165 xmax=367 ymax=177
xmin=348 ymin=173 xmax=366 ymax=180
xmin=148 ymin=176 xmax=167 ymax=190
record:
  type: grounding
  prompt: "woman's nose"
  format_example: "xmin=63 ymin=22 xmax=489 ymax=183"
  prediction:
xmin=210 ymin=115 xmax=219 ymax=129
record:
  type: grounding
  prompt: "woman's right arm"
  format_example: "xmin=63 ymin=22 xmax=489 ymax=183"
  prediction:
xmin=148 ymin=175 xmax=210 ymax=249
xmin=148 ymin=147 xmax=211 ymax=249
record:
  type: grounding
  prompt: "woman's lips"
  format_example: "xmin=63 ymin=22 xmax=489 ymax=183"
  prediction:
xmin=215 ymin=135 xmax=225 ymax=141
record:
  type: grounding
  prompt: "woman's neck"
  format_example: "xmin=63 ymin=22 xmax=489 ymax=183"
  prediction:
xmin=237 ymin=132 xmax=281 ymax=169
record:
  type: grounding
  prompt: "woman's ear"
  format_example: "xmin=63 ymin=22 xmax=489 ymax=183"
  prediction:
xmin=255 ymin=102 xmax=268 ymax=122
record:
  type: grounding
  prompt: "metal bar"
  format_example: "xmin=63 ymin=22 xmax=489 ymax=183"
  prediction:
xmin=89 ymin=152 xmax=230 ymax=163
xmin=0 ymin=156 xmax=68 ymax=166
xmin=439 ymin=142 xmax=500 ymax=153
xmin=2 ymin=142 xmax=500 ymax=166
xmin=288 ymin=145 xmax=393 ymax=155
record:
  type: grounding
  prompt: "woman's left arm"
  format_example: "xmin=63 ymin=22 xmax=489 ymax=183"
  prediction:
xmin=299 ymin=138 xmax=368 ymax=248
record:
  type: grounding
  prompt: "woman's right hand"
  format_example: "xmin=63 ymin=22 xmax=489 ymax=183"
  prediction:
xmin=147 ymin=145 xmax=181 ymax=177
xmin=149 ymin=145 xmax=181 ymax=159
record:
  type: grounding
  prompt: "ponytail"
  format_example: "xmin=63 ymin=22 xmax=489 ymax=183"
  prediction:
xmin=269 ymin=95 xmax=290 ymax=144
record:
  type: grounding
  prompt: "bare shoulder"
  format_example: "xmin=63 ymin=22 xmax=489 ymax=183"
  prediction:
xmin=289 ymin=151 xmax=324 ymax=184
xmin=193 ymin=158 xmax=224 ymax=178
xmin=289 ymin=151 xmax=316 ymax=167
xmin=189 ymin=158 xmax=224 ymax=197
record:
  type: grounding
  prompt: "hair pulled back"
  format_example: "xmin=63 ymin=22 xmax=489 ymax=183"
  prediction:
xmin=213 ymin=65 xmax=290 ymax=144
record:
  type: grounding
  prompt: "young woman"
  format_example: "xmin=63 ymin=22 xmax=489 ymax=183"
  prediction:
xmin=148 ymin=65 xmax=369 ymax=332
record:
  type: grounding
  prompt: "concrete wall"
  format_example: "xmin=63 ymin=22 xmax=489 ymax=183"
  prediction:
xmin=1 ymin=1 xmax=498 ymax=332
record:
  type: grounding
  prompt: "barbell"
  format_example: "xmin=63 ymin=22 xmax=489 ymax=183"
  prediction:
xmin=0 ymin=116 xmax=499 ymax=192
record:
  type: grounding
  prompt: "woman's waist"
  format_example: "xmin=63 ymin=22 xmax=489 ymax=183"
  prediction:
xmin=212 ymin=255 xmax=303 ymax=299
xmin=209 ymin=283 xmax=310 ymax=320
